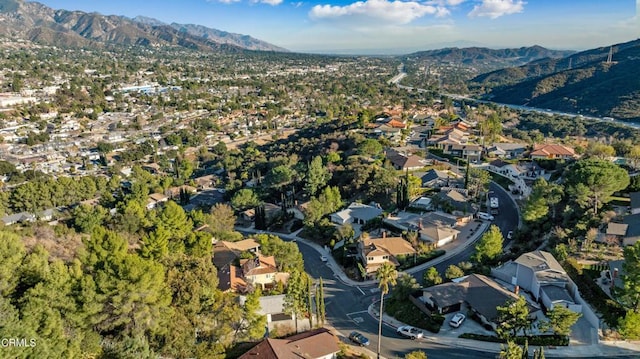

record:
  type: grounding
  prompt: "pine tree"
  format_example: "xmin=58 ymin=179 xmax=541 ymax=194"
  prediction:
xmin=307 ymin=275 xmax=314 ymax=328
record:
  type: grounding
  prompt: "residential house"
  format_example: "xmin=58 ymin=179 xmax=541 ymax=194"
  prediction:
xmin=214 ymin=239 xmax=261 ymax=292
xmin=434 ymin=190 xmax=473 ymax=214
xmin=142 ymin=163 xmax=163 ymax=174
xmin=385 ymin=149 xmax=428 ymax=171
xmin=427 ymin=128 xmax=468 ymax=148
xmin=630 ymin=192 xmax=640 ymax=215
xmin=239 ymin=294 xmax=308 ymax=333
xmin=213 ymin=239 xmax=261 ymax=267
xmin=529 ymin=144 xmax=576 ymax=160
xmin=193 ymin=174 xmax=218 ymax=190
xmin=239 ymin=328 xmax=340 ymax=359
xmin=597 ymin=222 xmax=628 ymax=245
xmin=369 ymin=123 xmax=402 ymax=142
xmin=165 ymin=185 xmax=197 ymax=200
xmin=240 ymin=255 xmax=290 ymax=290
xmin=486 ymin=143 xmax=527 ymax=159
xmin=421 ymin=169 xmax=454 ymax=189
xmin=330 ymin=202 xmax=383 ymax=226
xmin=1 ymin=209 xmax=56 ymax=226
xmin=623 ymin=214 xmax=640 ymax=246
xmin=419 ymin=223 xmax=460 ymax=247
xmin=383 ymin=211 xmax=459 ymax=233
xmin=146 ymin=192 xmax=169 ymax=209
xmin=358 ymin=235 xmax=416 ymax=278
xmin=443 ymin=143 xmax=482 ymax=162
xmin=241 ymin=202 xmax=282 ymax=222
xmin=422 ymin=274 xmax=537 ymax=330
xmin=492 ymin=251 xmax=582 ymax=313
xmin=409 ymin=197 xmax=433 ymax=211
xmin=488 ymin=160 xmax=546 ymax=181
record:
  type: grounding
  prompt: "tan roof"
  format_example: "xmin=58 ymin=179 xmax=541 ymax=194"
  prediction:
xmin=149 ymin=192 xmax=168 ymax=201
xmin=607 ymin=223 xmax=629 ymax=236
xmin=531 ymin=144 xmax=575 ymax=157
xmin=420 ymin=225 xmax=460 ymax=242
xmin=224 ymin=239 xmax=260 ymax=252
xmin=362 ymin=236 xmax=416 ymax=257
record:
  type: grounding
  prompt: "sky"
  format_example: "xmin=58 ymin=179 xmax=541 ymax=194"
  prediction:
xmin=35 ymin=0 xmax=639 ymax=54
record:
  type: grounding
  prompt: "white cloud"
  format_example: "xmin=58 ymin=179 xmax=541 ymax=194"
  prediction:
xmin=468 ymin=0 xmax=525 ymax=19
xmin=213 ymin=0 xmax=241 ymax=3
xmin=257 ymin=0 xmax=283 ymax=4
xmin=309 ymin=0 xmax=448 ymax=24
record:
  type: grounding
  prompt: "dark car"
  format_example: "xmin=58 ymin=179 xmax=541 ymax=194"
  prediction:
xmin=348 ymin=331 xmax=370 ymax=346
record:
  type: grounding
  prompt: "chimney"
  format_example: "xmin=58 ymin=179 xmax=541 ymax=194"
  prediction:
xmin=514 ymin=285 xmax=520 ymax=295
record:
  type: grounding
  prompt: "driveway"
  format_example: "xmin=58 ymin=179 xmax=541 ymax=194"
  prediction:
xmin=570 ymin=316 xmax=599 ymax=345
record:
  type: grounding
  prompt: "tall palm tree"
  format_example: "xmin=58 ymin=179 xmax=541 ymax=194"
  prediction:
xmin=375 ymin=262 xmax=398 ymax=359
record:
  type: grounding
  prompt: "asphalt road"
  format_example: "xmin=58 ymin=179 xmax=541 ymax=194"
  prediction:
xmin=293 ymin=181 xmax=520 ymax=358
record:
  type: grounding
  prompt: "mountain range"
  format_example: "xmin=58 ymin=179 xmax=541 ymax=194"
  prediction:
xmin=471 ymin=39 xmax=640 ymax=121
xmin=0 ymin=0 xmax=287 ymax=52
xmin=401 ymin=46 xmax=575 ymax=73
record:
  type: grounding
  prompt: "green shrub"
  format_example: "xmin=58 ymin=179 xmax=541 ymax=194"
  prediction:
xmin=385 ymin=299 xmax=443 ymax=333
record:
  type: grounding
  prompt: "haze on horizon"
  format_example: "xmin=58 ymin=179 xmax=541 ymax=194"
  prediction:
xmin=34 ymin=0 xmax=639 ymax=54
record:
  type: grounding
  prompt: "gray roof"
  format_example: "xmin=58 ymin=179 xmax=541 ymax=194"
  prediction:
xmin=334 ymin=203 xmax=383 ymax=222
xmin=257 ymin=294 xmax=286 ymax=315
xmin=515 ymin=251 xmax=569 ymax=284
xmin=623 ymin=214 xmax=640 ymax=238
xmin=631 ymin=192 xmax=640 ymax=210
xmin=423 ymin=282 xmax=466 ymax=309
xmin=421 ymin=169 xmax=450 ymax=183
xmin=541 ymin=285 xmax=574 ymax=304
xmin=492 ymin=143 xmax=527 ymax=151
xmin=425 ymin=274 xmax=529 ymax=321
xmin=515 ymin=251 xmax=565 ymax=273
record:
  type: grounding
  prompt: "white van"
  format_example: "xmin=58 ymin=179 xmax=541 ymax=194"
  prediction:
xmin=477 ymin=212 xmax=494 ymax=221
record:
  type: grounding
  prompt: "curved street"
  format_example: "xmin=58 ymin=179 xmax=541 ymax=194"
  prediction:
xmin=239 ymin=179 xmax=640 ymax=358
xmin=298 ymin=181 xmax=518 ymax=358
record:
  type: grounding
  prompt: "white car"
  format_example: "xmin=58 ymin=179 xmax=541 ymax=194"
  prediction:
xmin=320 ymin=255 xmax=328 ymax=262
xmin=449 ymin=313 xmax=466 ymax=328
xmin=396 ymin=325 xmax=423 ymax=339
xmin=507 ymin=231 xmax=513 ymax=240
xmin=477 ymin=212 xmax=494 ymax=221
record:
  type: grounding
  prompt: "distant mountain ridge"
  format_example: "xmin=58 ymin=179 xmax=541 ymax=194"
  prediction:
xmin=0 ymin=0 xmax=287 ymax=52
xmin=131 ymin=16 xmax=288 ymax=52
xmin=401 ymin=46 xmax=574 ymax=72
xmin=471 ymin=39 xmax=640 ymax=121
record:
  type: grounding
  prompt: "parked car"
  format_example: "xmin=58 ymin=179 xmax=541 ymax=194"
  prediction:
xmin=507 ymin=231 xmax=513 ymax=240
xmin=396 ymin=325 xmax=423 ymax=339
xmin=477 ymin=212 xmax=494 ymax=221
xmin=348 ymin=331 xmax=370 ymax=346
xmin=449 ymin=313 xmax=466 ymax=328
xmin=320 ymin=255 xmax=328 ymax=262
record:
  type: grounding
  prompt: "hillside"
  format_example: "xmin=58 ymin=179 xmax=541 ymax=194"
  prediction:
xmin=471 ymin=39 xmax=640 ymax=121
xmin=0 ymin=0 xmax=286 ymax=52
xmin=401 ymin=46 xmax=573 ymax=72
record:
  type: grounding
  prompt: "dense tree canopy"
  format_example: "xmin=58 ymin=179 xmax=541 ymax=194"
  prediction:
xmin=564 ymin=159 xmax=629 ymax=214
